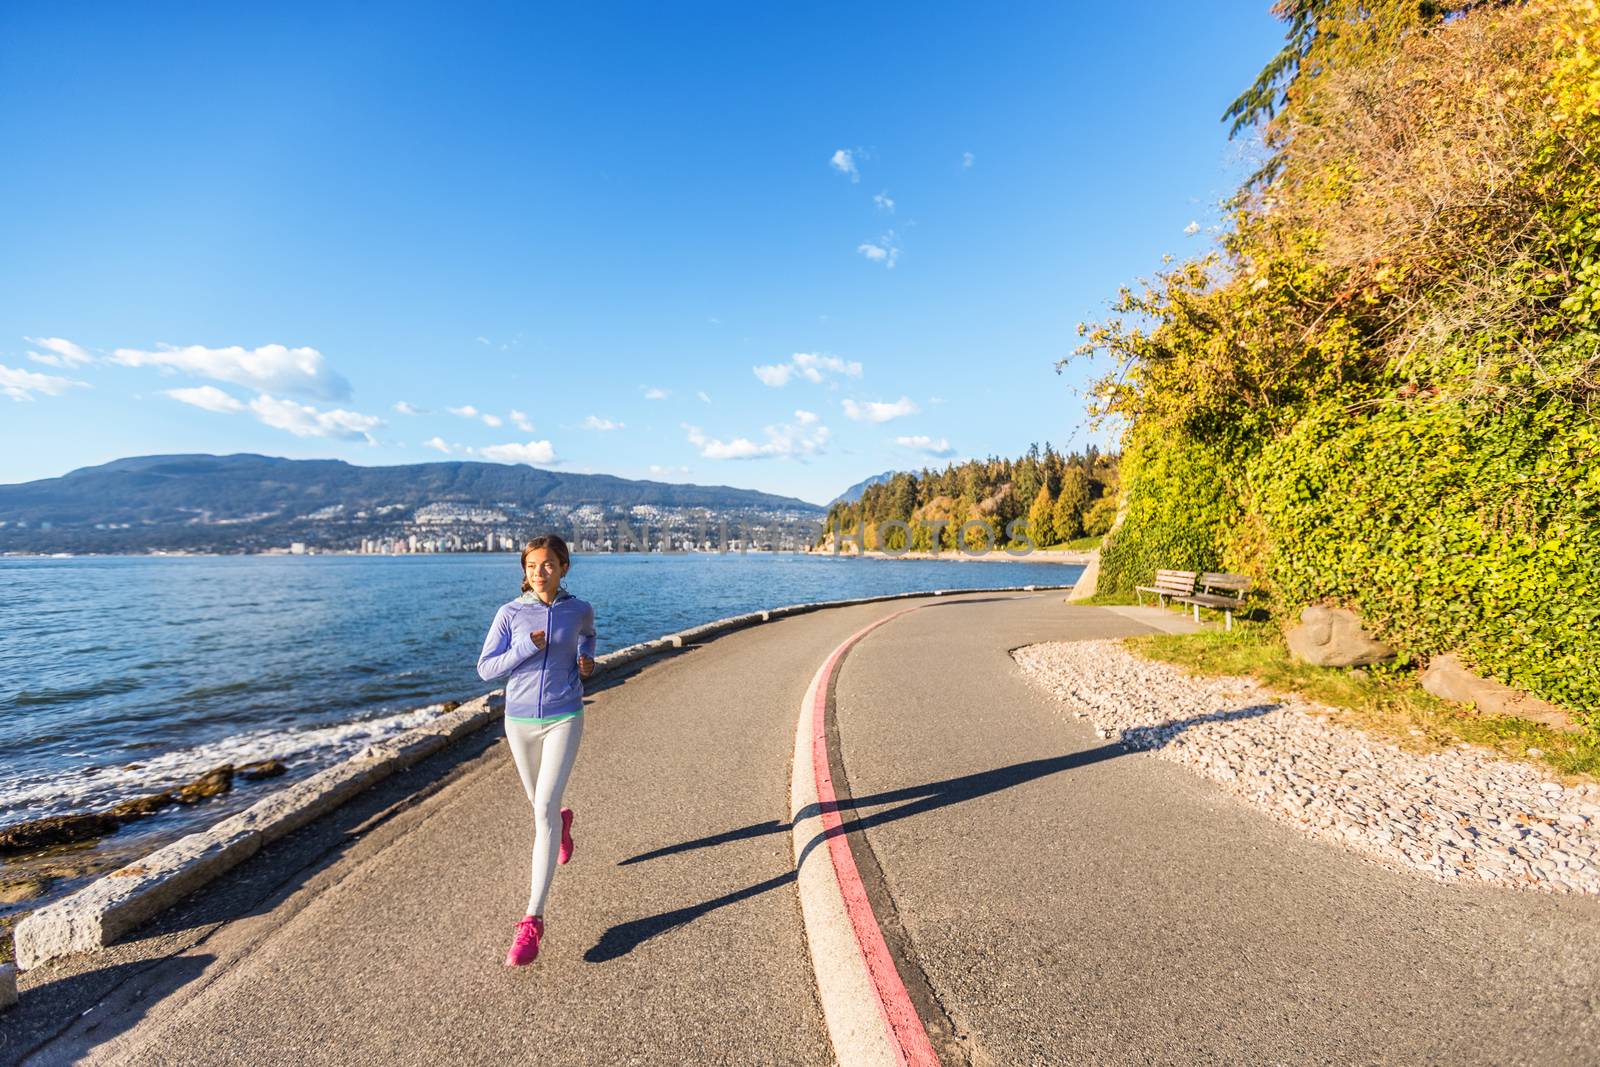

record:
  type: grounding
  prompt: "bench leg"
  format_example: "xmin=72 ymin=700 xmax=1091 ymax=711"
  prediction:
xmin=1224 ymin=610 xmax=1233 ymax=632
xmin=1192 ymin=602 xmax=1200 ymax=623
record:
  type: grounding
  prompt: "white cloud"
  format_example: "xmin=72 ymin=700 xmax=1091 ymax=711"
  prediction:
xmin=697 ymin=390 xmax=712 ymax=404
xmin=685 ymin=420 xmax=830 ymax=461
xmin=753 ymin=363 xmax=793 ymax=387
xmin=584 ymin=415 xmax=624 ymax=431
xmin=842 ymin=396 xmax=918 ymax=423
xmin=830 ymin=148 xmax=859 ymax=182
xmin=642 ymin=386 xmax=670 ymax=400
xmin=1184 ymin=220 xmax=1201 ymax=235
xmin=166 ymin=385 xmax=246 ymax=414
xmin=424 ymin=436 xmax=456 ymax=454
xmin=249 ymin=394 xmax=383 ymax=443
xmin=962 ymin=151 xmax=975 ymax=169
xmin=24 ymin=336 xmax=94 ymax=368
xmin=896 ymin=434 xmax=955 ymax=457
xmin=476 ymin=336 xmax=492 ymax=346
xmin=0 ymin=363 xmax=89 ymax=401
xmin=755 ymin=352 xmax=863 ymax=388
xmin=480 ymin=440 xmax=557 ymax=466
xmin=793 ymin=352 xmax=862 ymax=382
xmin=510 ymin=409 xmax=534 ymax=432
xmin=448 ymin=404 xmax=502 ymax=427
xmin=794 ymin=409 xmax=819 ymax=425
xmin=928 ymin=396 xmax=946 ymax=405
xmin=873 ymin=191 xmax=895 ymax=213
xmin=857 ymin=230 xmax=901 ymax=268
xmin=110 ymin=343 xmax=351 ymax=400
xmin=649 ymin=464 xmax=692 ymax=476
xmin=392 ymin=401 xmax=427 ymax=415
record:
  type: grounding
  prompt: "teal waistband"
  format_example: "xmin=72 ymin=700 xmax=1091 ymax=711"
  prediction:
xmin=506 ymin=711 xmax=581 ymax=725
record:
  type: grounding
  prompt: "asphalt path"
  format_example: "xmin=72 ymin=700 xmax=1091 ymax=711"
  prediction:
xmin=13 ymin=592 xmax=1599 ymax=1065
xmin=18 ymin=595 xmax=981 ymax=1066
xmin=832 ymin=596 xmax=1600 ymax=1065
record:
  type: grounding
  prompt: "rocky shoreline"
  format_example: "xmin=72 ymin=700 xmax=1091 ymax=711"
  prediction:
xmin=0 ymin=760 xmax=289 ymax=859
xmin=1013 ymin=639 xmax=1600 ymax=895
xmin=0 ymin=758 xmax=294 ymax=962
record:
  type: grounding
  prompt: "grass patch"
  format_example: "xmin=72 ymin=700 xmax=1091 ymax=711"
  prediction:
xmin=1127 ymin=621 xmax=1600 ymax=782
xmin=1039 ymin=535 xmax=1103 ymax=552
xmin=1073 ymin=590 xmax=1140 ymax=607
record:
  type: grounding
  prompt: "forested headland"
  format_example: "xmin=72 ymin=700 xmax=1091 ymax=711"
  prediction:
xmin=820 ymin=445 xmax=1119 ymax=551
xmin=1073 ymin=0 xmax=1600 ymax=722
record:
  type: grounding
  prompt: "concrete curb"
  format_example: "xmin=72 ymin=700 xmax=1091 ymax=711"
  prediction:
xmin=11 ymin=582 xmax=1074 ymax=974
xmin=14 ymin=694 xmax=500 ymax=970
xmin=790 ymin=607 xmax=942 ymax=1067
xmin=791 ymin=640 xmax=902 ymax=1067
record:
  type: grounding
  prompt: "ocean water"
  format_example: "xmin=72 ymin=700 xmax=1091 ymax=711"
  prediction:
xmin=0 ymin=552 xmax=1081 ymax=841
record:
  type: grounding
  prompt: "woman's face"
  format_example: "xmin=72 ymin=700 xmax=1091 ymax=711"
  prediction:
xmin=524 ymin=547 xmax=568 ymax=598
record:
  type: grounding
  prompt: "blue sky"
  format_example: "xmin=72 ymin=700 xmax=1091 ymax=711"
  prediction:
xmin=0 ymin=3 xmax=1283 ymax=505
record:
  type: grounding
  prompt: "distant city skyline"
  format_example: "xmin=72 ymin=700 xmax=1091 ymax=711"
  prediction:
xmin=0 ymin=4 xmax=1283 ymax=505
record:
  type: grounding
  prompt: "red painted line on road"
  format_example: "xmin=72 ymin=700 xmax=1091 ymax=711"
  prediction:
xmin=811 ymin=606 xmax=941 ymax=1067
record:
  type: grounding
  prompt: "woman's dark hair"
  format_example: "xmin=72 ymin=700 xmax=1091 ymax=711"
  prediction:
xmin=520 ymin=533 xmax=572 ymax=593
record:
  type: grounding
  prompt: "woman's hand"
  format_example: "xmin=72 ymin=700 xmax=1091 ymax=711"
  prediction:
xmin=578 ymin=655 xmax=595 ymax=679
xmin=529 ymin=629 xmax=548 ymax=650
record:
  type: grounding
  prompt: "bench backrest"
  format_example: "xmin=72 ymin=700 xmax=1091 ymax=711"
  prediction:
xmin=1152 ymin=569 xmax=1197 ymax=595
xmin=1197 ymin=572 xmax=1252 ymax=595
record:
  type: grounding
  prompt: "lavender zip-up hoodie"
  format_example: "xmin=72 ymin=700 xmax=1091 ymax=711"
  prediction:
xmin=477 ymin=589 xmax=597 ymax=720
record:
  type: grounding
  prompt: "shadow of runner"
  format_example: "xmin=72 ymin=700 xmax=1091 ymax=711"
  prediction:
xmin=585 ymin=871 xmax=797 ymax=963
xmin=617 ymin=703 xmax=1278 ymax=868
xmin=589 ymin=701 xmax=1278 ymax=962
xmin=586 ymin=743 xmax=1132 ymax=961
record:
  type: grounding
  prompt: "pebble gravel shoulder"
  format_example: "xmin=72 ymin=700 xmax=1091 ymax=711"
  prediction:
xmin=1013 ymin=639 xmax=1600 ymax=895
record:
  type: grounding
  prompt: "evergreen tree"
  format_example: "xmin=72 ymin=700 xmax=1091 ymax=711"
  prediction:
xmin=1053 ymin=467 xmax=1090 ymax=542
xmin=1026 ymin=485 xmax=1056 ymax=548
xmin=1041 ymin=444 xmax=1065 ymax=496
xmin=944 ymin=493 xmax=971 ymax=551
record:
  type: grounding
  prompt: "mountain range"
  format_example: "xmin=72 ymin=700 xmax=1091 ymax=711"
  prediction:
xmin=0 ymin=454 xmax=829 ymax=553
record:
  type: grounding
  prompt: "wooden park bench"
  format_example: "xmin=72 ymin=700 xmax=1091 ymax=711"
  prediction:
xmin=1176 ymin=572 xmax=1253 ymax=631
xmin=1135 ymin=569 xmax=1196 ymax=607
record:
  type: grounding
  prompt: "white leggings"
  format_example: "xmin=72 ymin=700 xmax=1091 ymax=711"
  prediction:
xmin=504 ymin=714 xmax=584 ymax=916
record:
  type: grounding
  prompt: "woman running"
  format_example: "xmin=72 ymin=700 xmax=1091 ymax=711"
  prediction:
xmin=476 ymin=533 xmax=596 ymax=966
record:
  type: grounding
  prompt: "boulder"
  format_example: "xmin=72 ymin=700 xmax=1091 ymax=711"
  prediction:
xmin=173 ymin=765 xmax=234 ymax=804
xmin=1421 ymin=653 xmax=1580 ymax=734
xmin=1285 ymin=606 xmax=1396 ymax=667
xmin=0 ymin=813 xmax=122 ymax=856
xmin=0 ymin=876 xmax=47 ymax=905
xmin=237 ymin=759 xmax=288 ymax=782
xmin=108 ymin=792 xmax=176 ymax=819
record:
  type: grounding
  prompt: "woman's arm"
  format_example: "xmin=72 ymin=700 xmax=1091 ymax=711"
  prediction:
xmin=476 ymin=606 xmax=537 ymax=681
xmin=577 ymin=603 xmax=597 ymax=662
xmin=576 ymin=603 xmax=597 ymax=679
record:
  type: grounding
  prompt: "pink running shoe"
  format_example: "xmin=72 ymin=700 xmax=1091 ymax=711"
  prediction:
xmin=559 ymin=807 xmax=575 ymax=865
xmin=505 ymin=915 xmax=543 ymax=967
